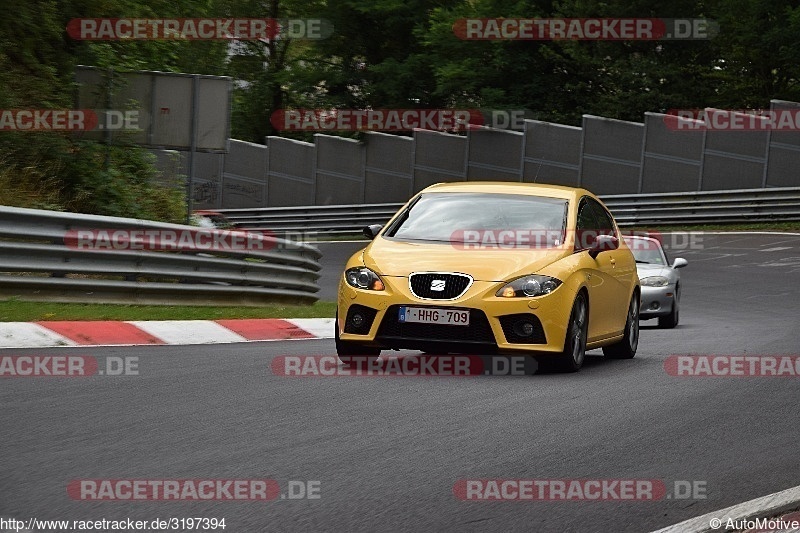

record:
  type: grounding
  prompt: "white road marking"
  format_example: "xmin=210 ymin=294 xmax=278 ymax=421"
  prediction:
xmin=128 ymin=320 xmax=248 ymax=345
xmin=650 ymin=483 xmax=800 ymax=533
xmin=0 ymin=323 xmax=77 ymax=348
xmin=287 ymin=318 xmax=336 ymax=338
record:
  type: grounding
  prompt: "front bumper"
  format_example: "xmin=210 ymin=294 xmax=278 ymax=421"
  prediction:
xmin=337 ymin=275 xmax=575 ymax=354
xmin=639 ymin=284 xmax=676 ymax=319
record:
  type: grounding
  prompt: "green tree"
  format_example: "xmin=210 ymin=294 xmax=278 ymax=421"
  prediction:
xmin=706 ymin=0 xmax=800 ymax=107
xmin=0 ymin=0 xmax=229 ymax=220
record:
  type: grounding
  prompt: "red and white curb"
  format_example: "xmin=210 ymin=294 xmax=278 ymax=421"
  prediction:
xmin=0 ymin=319 xmax=334 ymax=349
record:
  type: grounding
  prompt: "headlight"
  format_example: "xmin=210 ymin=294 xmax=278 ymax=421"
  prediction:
xmin=496 ymin=275 xmax=562 ymax=298
xmin=345 ymin=267 xmax=385 ymax=290
xmin=640 ymin=276 xmax=669 ymax=287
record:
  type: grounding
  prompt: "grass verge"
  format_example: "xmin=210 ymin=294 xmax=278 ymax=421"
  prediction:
xmin=0 ymin=299 xmax=336 ymax=322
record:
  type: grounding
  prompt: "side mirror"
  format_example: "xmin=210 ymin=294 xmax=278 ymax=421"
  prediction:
xmin=589 ymin=235 xmax=619 ymax=258
xmin=363 ymin=224 xmax=383 ymax=240
xmin=672 ymin=258 xmax=688 ymax=269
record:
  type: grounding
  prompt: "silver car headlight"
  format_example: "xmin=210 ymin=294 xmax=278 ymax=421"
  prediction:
xmin=640 ymin=276 xmax=669 ymax=287
xmin=345 ymin=267 xmax=385 ymax=290
xmin=497 ymin=275 xmax=562 ymax=298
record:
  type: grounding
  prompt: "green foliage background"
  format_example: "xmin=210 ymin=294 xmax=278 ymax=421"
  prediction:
xmin=1 ymin=0 xmax=799 ymax=219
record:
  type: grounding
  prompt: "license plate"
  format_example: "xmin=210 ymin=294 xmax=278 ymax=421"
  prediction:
xmin=398 ymin=307 xmax=470 ymax=326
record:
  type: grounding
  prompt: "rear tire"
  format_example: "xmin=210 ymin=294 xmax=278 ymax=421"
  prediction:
xmin=557 ymin=292 xmax=588 ymax=372
xmin=603 ymin=292 xmax=639 ymax=359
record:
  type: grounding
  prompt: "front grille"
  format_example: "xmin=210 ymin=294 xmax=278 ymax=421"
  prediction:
xmin=344 ymin=304 xmax=378 ymax=335
xmin=376 ymin=305 xmax=495 ymax=345
xmin=499 ymin=314 xmax=547 ymax=344
xmin=409 ymin=272 xmax=472 ymax=300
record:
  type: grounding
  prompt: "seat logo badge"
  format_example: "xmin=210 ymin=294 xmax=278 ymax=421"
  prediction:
xmin=431 ymin=279 xmax=446 ymax=291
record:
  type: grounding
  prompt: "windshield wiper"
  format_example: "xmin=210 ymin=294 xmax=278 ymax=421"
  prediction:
xmin=635 ymin=260 xmax=650 ymax=264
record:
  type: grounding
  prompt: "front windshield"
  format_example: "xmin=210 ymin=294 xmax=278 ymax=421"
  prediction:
xmin=626 ymin=237 xmax=667 ymax=265
xmin=386 ymin=192 xmax=568 ymax=245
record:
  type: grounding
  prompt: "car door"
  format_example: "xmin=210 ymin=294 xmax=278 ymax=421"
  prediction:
xmin=588 ymin=198 xmax=636 ymax=334
xmin=574 ymin=198 xmax=619 ymax=341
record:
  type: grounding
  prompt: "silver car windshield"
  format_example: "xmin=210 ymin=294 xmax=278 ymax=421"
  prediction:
xmin=627 ymin=237 xmax=668 ymax=265
xmin=385 ymin=192 xmax=568 ymax=243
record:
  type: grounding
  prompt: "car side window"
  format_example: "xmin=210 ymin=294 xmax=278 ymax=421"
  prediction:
xmin=575 ymin=198 xmax=598 ymax=251
xmin=588 ymin=199 xmax=616 ymax=238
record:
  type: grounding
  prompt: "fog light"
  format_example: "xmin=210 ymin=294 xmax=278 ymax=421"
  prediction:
xmin=649 ymin=302 xmax=660 ymax=310
xmin=513 ymin=321 xmax=535 ymax=337
xmin=351 ymin=313 xmax=365 ymax=328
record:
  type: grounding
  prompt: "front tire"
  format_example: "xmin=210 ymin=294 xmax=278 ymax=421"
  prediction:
xmin=658 ymin=285 xmax=680 ymax=329
xmin=557 ymin=292 xmax=588 ymax=372
xmin=603 ymin=292 xmax=639 ymax=359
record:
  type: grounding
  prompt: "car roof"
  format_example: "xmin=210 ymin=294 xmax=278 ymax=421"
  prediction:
xmin=420 ymin=181 xmax=594 ymax=201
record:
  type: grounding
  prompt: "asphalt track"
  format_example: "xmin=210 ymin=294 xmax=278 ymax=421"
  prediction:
xmin=1 ymin=233 xmax=799 ymax=532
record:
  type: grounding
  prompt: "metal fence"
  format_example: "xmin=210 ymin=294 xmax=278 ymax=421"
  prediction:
xmin=2 ymin=189 xmax=796 ymax=306
xmin=218 ymin=187 xmax=800 ymax=236
xmin=153 ymin=100 xmax=800 ymax=209
xmin=0 ymin=206 xmax=321 ymax=306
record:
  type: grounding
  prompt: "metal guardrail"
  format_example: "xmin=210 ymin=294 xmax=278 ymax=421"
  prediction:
xmin=218 ymin=187 xmax=800 ymax=236
xmin=0 ymin=206 xmax=322 ymax=306
xmin=222 ymin=204 xmax=402 ymax=235
xmin=604 ymin=188 xmax=800 ymax=224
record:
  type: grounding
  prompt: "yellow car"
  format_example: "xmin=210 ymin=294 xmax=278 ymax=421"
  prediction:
xmin=336 ymin=182 xmax=640 ymax=372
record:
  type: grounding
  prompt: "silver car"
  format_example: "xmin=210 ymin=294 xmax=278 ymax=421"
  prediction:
xmin=624 ymin=236 xmax=688 ymax=328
